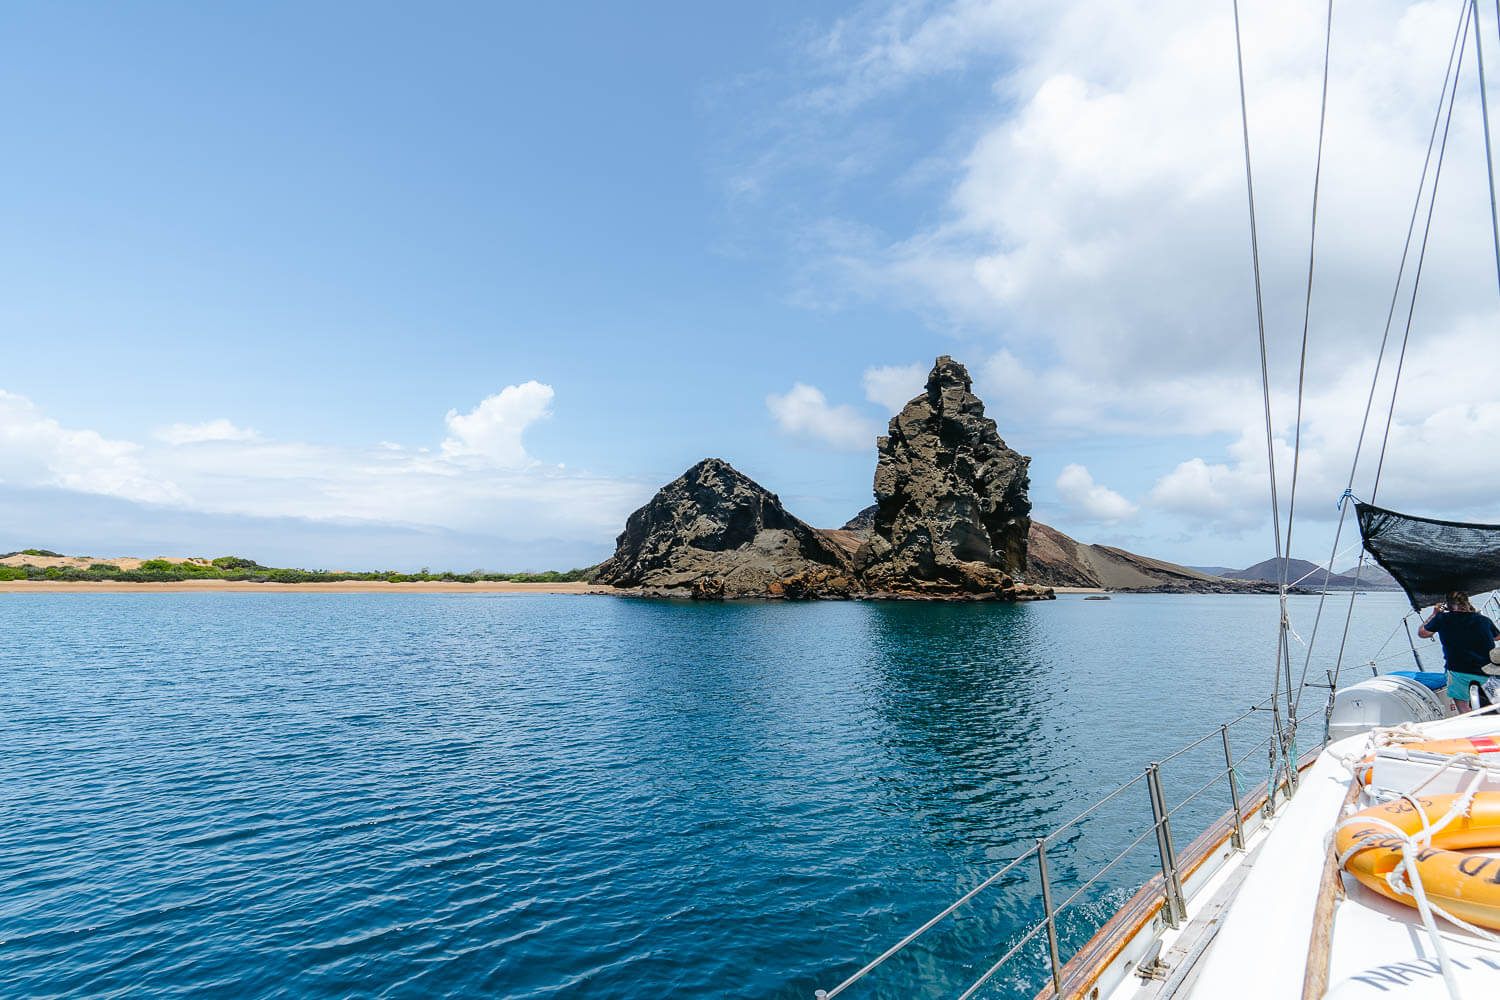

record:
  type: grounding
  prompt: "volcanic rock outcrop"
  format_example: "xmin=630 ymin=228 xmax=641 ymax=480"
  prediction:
xmin=593 ymin=458 xmax=856 ymax=596
xmin=845 ymin=511 xmax=1276 ymax=592
xmin=853 ymin=357 xmax=1043 ymax=598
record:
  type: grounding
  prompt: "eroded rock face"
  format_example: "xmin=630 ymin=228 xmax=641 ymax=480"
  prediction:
xmin=594 ymin=458 xmax=853 ymax=595
xmin=853 ymin=356 xmax=1039 ymax=597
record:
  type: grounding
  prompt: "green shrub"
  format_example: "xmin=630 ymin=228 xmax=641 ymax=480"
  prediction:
xmin=0 ymin=567 xmax=22 ymax=581
xmin=137 ymin=559 xmax=177 ymax=573
xmin=21 ymin=548 xmax=63 ymax=557
xmin=211 ymin=556 xmax=262 ymax=570
xmin=88 ymin=563 xmax=121 ymax=573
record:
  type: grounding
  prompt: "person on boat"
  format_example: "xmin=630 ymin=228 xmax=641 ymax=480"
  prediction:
xmin=1417 ymin=590 xmax=1500 ymax=709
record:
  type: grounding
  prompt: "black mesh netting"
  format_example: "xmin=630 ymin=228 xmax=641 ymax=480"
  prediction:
xmin=1356 ymin=501 xmax=1500 ymax=610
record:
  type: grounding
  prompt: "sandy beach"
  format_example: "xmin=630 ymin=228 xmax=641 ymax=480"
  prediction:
xmin=0 ymin=580 xmax=614 ymax=595
xmin=0 ymin=579 xmax=1105 ymax=597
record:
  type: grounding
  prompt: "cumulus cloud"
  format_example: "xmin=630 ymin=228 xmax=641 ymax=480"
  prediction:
xmin=1055 ymin=463 xmax=1138 ymax=523
xmin=762 ymin=0 xmax=1500 ymax=544
xmin=766 ymin=382 xmax=881 ymax=451
xmin=0 ymin=385 xmax=643 ymax=540
xmin=441 ymin=381 xmax=554 ymax=466
xmin=0 ymin=390 xmax=183 ymax=504
xmin=1149 ymin=457 xmax=1239 ymax=517
xmin=862 ymin=363 xmax=927 ymax=413
xmin=800 ymin=1 xmax=1489 ymax=375
xmin=156 ymin=419 xmax=259 ymax=446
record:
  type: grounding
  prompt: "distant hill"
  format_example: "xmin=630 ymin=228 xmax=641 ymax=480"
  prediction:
xmin=1023 ymin=523 xmax=1279 ymax=593
xmin=1187 ymin=565 xmax=1237 ymax=577
xmin=1337 ymin=563 xmax=1400 ymax=588
xmin=1221 ymin=557 xmax=1400 ymax=591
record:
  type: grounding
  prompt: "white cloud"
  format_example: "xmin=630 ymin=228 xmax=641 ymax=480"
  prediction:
xmin=765 ymin=1 xmax=1500 ymax=546
xmin=0 ymin=385 xmax=644 ymax=541
xmin=790 ymin=1 xmax=1500 ymax=390
xmin=156 ymin=419 xmax=259 ymax=446
xmin=440 ymin=381 xmax=554 ymax=466
xmin=862 ymin=362 xmax=928 ymax=413
xmin=1149 ymin=457 xmax=1238 ymax=517
xmin=766 ymin=382 xmax=881 ymax=451
xmin=800 ymin=1 xmax=1037 ymax=111
xmin=1055 ymin=463 xmax=1138 ymax=523
xmin=0 ymin=390 xmax=183 ymax=504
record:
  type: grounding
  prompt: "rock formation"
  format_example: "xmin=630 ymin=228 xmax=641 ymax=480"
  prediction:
xmin=593 ymin=458 xmax=856 ymax=597
xmin=840 ymin=505 xmax=877 ymax=535
xmin=853 ymin=356 xmax=1043 ymax=598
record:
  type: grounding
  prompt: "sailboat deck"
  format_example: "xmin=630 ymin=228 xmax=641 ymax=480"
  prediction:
xmin=1093 ymin=725 xmax=1500 ymax=1000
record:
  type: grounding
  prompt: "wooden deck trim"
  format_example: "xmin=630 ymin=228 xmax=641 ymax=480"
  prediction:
xmin=1031 ymin=751 xmax=1320 ymax=1000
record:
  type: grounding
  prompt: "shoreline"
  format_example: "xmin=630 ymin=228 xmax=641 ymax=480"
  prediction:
xmin=0 ymin=582 xmax=1288 ymax=597
xmin=0 ymin=580 xmax=614 ymax=595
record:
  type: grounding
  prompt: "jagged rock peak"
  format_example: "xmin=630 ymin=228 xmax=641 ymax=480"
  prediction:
xmin=926 ymin=354 xmax=972 ymax=394
xmin=853 ymin=356 xmax=1040 ymax=597
xmin=840 ymin=504 xmax=878 ymax=537
xmin=593 ymin=458 xmax=854 ymax=595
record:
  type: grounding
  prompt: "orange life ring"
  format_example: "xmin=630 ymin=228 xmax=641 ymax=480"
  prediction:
xmin=1336 ymin=792 xmax=1500 ymax=930
xmin=1355 ymin=737 xmax=1500 ymax=785
xmin=1401 ymin=736 xmax=1500 ymax=757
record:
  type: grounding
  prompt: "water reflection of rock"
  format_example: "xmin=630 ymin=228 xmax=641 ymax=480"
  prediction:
xmin=860 ymin=602 xmax=1078 ymax=855
xmin=850 ymin=601 xmax=1094 ymax=994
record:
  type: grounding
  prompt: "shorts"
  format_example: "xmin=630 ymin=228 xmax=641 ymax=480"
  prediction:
xmin=1447 ymin=670 xmax=1491 ymax=702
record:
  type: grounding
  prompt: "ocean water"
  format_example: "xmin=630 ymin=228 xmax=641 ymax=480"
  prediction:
xmin=2 ymin=591 xmax=1420 ymax=999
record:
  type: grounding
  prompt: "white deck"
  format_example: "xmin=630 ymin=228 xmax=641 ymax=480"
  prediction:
xmin=1100 ymin=718 xmax=1500 ymax=1000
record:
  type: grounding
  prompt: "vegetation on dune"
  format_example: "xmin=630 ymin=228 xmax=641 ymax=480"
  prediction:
xmin=0 ymin=553 xmax=598 ymax=584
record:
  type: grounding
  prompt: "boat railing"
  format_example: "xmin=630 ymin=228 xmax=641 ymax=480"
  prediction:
xmin=813 ymin=697 xmax=1329 ymax=999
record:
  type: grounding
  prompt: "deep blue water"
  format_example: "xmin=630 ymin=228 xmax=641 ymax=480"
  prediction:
xmin=1 ymin=592 xmax=1418 ymax=999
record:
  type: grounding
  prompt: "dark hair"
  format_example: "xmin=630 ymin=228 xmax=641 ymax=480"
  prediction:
xmin=1448 ymin=590 xmax=1476 ymax=613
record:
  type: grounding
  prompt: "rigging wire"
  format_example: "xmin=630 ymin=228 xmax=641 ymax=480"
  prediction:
xmin=1283 ymin=0 xmax=1333 ymax=589
xmin=1281 ymin=0 xmax=1333 ymax=720
xmin=1324 ymin=0 xmax=1475 ymax=692
xmin=1474 ymin=0 xmax=1500 ymax=296
xmin=1230 ymin=0 xmax=1295 ymax=776
xmin=1370 ymin=7 xmax=1470 ymax=503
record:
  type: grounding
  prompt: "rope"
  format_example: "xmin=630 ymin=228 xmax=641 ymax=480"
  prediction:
xmin=1333 ymin=762 xmax=1500 ymax=999
xmin=1332 ymin=716 xmax=1500 ymax=995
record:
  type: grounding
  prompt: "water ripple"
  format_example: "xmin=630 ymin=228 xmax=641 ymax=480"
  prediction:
xmin=0 ymin=592 xmax=1414 ymax=998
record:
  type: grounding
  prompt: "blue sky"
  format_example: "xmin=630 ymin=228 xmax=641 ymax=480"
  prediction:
xmin=5 ymin=1 xmax=1500 ymax=571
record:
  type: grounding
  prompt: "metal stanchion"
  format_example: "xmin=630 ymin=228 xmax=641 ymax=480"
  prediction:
xmin=1146 ymin=763 xmax=1186 ymax=927
xmin=1037 ymin=837 xmax=1063 ymax=996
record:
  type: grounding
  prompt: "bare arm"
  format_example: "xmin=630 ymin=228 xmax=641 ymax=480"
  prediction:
xmin=1418 ymin=606 xmax=1443 ymax=639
